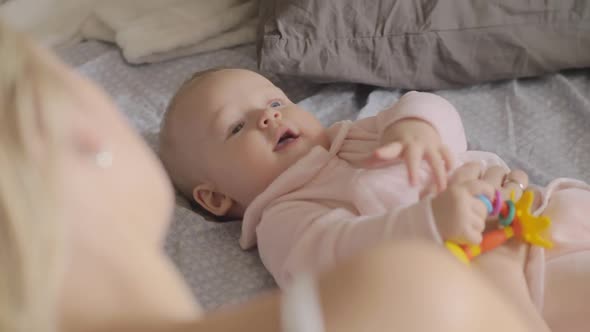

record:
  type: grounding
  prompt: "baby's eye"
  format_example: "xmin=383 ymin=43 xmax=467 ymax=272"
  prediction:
xmin=230 ymin=121 xmax=244 ymax=136
xmin=270 ymin=100 xmax=282 ymax=108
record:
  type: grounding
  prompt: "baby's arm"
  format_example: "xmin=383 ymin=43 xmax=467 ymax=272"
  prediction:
xmin=341 ymin=92 xmax=467 ymax=190
xmin=376 ymin=92 xmax=468 ymax=190
xmin=257 ymin=163 xmax=494 ymax=288
xmin=343 ymin=92 xmax=467 ymax=157
xmin=375 ymin=91 xmax=468 ymax=154
xmin=256 ymin=199 xmax=440 ymax=288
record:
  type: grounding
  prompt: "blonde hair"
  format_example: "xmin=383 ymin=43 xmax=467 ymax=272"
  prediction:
xmin=0 ymin=22 xmax=65 ymax=332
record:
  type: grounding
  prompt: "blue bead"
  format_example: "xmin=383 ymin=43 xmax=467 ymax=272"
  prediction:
xmin=478 ymin=195 xmax=493 ymax=215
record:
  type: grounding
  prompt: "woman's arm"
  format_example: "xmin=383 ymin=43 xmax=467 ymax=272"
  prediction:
xmin=136 ymin=241 xmax=537 ymax=332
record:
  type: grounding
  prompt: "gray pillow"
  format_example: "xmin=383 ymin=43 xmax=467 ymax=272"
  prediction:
xmin=257 ymin=0 xmax=590 ymax=90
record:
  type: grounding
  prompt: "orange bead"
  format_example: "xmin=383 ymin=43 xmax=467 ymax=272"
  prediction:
xmin=480 ymin=229 xmax=511 ymax=252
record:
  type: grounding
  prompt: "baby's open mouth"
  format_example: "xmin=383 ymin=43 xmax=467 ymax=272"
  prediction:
xmin=274 ymin=128 xmax=300 ymax=151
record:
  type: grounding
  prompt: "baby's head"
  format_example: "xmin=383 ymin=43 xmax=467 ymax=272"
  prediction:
xmin=160 ymin=68 xmax=329 ymax=218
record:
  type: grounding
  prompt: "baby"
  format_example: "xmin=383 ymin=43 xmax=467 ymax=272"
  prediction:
xmin=160 ymin=68 xmax=590 ymax=330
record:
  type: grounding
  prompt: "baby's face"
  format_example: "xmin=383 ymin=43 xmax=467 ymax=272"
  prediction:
xmin=180 ymin=69 xmax=328 ymax=210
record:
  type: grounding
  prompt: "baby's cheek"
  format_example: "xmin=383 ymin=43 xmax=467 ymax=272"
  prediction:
xmin=240 ymin=153 xmax=275 ymax=182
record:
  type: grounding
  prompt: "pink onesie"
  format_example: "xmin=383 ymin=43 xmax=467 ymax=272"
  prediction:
xmin=240 ymin=91 xmax=590 ymax=313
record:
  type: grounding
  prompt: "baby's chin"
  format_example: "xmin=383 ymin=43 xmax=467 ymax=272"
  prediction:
xmin=239 ymin=137 xmax=323 ymax=208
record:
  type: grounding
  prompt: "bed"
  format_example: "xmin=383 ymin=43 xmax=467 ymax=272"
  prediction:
xmin=57 ymin=38 xmax=589 ymax=310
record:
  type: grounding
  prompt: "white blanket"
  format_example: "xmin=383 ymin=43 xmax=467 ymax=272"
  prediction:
xmin=0 ymin=0 xmax=258 ymax=64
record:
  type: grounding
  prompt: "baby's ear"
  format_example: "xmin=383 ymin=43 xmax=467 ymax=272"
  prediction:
xmin=192 ymin=184 xmax=233 ymax=216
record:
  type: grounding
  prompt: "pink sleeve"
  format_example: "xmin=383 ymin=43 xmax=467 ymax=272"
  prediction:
xmin=256 ymin=198 xmax=442 ymax=288
xmin=375 ymin=91 xmax=468 ymax=154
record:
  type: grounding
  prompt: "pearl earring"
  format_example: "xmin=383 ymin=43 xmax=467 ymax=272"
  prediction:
xmin=95 ymin=150 xmax=113 ymax=169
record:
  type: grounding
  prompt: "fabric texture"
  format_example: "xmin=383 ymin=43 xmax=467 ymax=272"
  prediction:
xmin=57 ymin=41 xmax=590 ymax=310
xmin=1 ymin=0 xmax=258 ymax=64
xmin=258 ymin=0 xmax=590 ymax=89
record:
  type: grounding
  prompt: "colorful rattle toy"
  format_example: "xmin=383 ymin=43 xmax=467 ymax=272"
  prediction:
xmin=445 ymin=190 xmax=553 ymax=265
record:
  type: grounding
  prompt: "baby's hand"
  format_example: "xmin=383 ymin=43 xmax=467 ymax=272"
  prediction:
xmin=364 ymin=119 xmax=453 ymax=192
xmin=481 ymin=166 xmax=529 ymax=201
xmin=431 ymin=163 xmax=495 ymax=245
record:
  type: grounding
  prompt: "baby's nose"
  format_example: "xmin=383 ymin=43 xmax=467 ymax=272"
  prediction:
xmin=258 ymin=109 xmax=281 ymax=128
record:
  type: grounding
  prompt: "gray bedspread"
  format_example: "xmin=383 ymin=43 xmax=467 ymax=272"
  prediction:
xmin=58 ymin=41 xmax=590 ymax=310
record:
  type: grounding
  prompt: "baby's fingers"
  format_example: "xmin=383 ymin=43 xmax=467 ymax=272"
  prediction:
xmin=450 ymin=162 xmax=482 ymax=185
xmin=440 ymin=145 xmax=454 ymax=171
xmin=404 ymin=145 xmax=423 ymax=186
xmin=482 ymin=165 xmax=506 ymax=189
xmin=363 ymin=143 xmax=403 ymax=168
xmin=374 ymin=142 xmax=403 ymax=160
xmin=456 ymin=214 xmax=485 ymax=245
xmin=466 ymin=224 xmax=484 ymax=245
xmin=449 ymin=227 xmax=482 ymax=245
xmin=463 ymin=180 xmax=495 ymax=202
xmin=470 ymin=199 xmax=489 ymax=224
xmin=425 ymin=149 xmax=447 ymax=192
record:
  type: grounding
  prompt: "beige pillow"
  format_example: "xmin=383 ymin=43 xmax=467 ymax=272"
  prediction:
xmin=257 ymin=0 xmax=590 ymax=89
